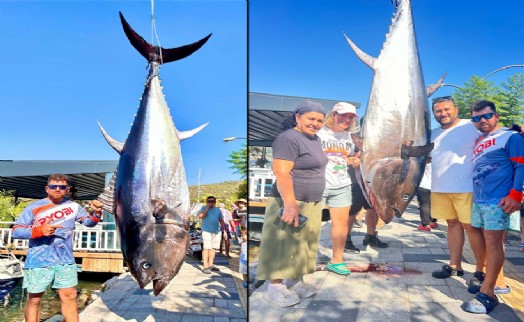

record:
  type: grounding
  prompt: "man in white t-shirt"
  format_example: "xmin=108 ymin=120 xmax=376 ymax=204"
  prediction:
xmin=429 ymin=96 xmax=486 ymax=283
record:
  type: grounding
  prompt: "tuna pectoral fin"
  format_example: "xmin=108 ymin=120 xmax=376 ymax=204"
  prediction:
xmin=343 ymin=33 xmax=376 ymax=70
xmin=119 ymin=11 xmax=212 ymax=64
xmin=178 ymin=122 xmax=209 ymax=141
xmin=426 ymin=72 xmax=447 ymax=97
xmin=98 ymin=121 xmax=124 ymax=154
xmin=151 ymin=198 xmax=186 ymax=228
xmin=400 ymin=142 xmax=434 ymax=159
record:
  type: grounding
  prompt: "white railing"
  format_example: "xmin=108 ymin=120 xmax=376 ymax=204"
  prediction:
xmin=0 ymin=222 xmax=121 ymax=252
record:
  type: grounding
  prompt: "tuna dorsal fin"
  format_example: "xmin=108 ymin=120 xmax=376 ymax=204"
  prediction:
xmin=96 ymin=170 xmax=116 ymax=215
xmin=350 ymin=133 xmax=365 ymax=153
xmin=400 ymin=142 xmax=434 ymax=159
xmin=426 ymin=72 xmax=447 ymax=97
xmin=343 ymin=33 xmax=376 ymax=70
xmin=98 ymin=121 xmax=124 ymax=154
xmin=119 ymin=11 xmax=212 ymax=65
xmin=178 ymin=122 xmax=209 ymax=141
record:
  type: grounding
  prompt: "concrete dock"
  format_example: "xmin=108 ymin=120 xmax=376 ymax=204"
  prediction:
xmin=70 ymin=246 xmax=247 ymax=322
xmin=249 ymin=202 xmax=524 ymax=321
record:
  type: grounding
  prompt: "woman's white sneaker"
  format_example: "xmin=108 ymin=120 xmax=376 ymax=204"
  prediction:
xmin=290 ymin=281 xmax=316 ymax=298
xmin=264 ymin=284 xmax=300 ymax=307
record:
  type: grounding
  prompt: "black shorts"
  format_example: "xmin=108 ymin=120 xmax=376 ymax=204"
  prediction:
xmin=521 ymin=202 xmax=524 ymax=218
xmin=350 ymin=183 xmax=371 ymax=216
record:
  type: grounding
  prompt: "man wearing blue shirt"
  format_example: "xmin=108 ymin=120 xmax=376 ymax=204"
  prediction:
xmin=465 ymin=101 xmax=524 ymax=314
xmin=197 ymin=196 xmax=227 ymax=274
xmin=12 ymin=174 xmax=102 ymax=322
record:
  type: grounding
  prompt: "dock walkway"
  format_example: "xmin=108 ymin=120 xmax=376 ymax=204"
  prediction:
xmin=249 ymin=202 xmax=524 ymax=321
xmin=71 ymin=246 xmax=247 ymax=322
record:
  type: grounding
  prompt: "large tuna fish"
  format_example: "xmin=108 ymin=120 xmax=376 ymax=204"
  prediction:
xmin=345 ymin=0 xmax=443 ymax=223
xmin=97 ymin=12 xmax=210 ymax=295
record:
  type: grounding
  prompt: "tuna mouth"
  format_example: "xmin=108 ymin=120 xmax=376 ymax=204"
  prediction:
xmin=152 ymin=277 xmax=169 ymax=296
xmin=392 ymin=207 xmax=402 ymax=218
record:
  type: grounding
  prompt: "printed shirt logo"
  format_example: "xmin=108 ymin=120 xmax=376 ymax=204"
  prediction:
xmin=474 ymin=138 xmax=496 ymax=157
xmin=33 ymin=203 xmax=79 ymax=227
xmin=323 ymin=143 xmax=352 ymax=175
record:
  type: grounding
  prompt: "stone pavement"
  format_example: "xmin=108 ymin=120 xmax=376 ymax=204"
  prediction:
xmin=249 ymin=202 xmax=524 ymax=322
xmin=72 ymin=245 xmax=247 ymax=322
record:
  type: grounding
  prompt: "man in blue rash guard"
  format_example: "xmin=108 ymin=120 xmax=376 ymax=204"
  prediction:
xmin=12 ymin=174 xmax=103 ymax=322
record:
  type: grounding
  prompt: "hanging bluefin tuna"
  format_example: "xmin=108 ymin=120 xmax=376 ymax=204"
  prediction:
xmin=345 ymin=0 xmax=444 ymax=223
xmin=96 ymin=12 xmax=211 ymax=295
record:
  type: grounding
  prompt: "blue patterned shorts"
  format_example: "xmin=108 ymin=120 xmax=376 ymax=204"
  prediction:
xmin=471 ymin=203 xmax=510 ymax=231
xmin=22 ymin=264 xmax=78 ymax=293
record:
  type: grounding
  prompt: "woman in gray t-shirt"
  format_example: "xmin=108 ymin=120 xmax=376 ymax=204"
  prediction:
xmin=257 ymin=100 xmax=328 ymax=307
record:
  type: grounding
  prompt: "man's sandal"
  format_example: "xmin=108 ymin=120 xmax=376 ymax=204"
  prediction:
xmin=465 ymin=292 xmax=498 ymax=314
xmin=432 ymin=264 xmax=464 ymax=279
xmin=326 ymin=262 xmax=351 ymax=276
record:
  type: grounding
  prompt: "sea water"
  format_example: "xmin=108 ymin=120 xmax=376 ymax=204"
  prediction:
xmin=0 ymin=272 xmax=116 ymax=322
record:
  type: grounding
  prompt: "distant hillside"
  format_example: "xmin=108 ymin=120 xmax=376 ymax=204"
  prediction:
xmin=188 ymin=181 xmax=243 ymax=207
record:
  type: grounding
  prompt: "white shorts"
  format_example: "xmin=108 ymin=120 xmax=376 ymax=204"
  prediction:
xmin=239 ymin=262 xmax=247 ymax=275
xmin=202 ymin=231 xmax=221 ymax=250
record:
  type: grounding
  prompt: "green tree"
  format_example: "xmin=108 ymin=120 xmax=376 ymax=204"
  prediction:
xmin=498 ymin=73 xmax=524 ymax=126
xmin=236 ymin=180 xmax=247 ymax=199
xmin=452 ymin=75 xmax=501 ymax=119
xmin=0 ymin=190 xmax=30 ymax=225
xmin=227 ymin=143 xmax=247 ymax=179
xmin=451 ymin=73 xmax=524 ymax=127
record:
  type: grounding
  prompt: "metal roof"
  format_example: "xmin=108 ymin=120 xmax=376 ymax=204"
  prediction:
xmin=0 ymin=160 xmax=118 ymax=200
xmin=249 ymin=92 xmax=361 ymax=147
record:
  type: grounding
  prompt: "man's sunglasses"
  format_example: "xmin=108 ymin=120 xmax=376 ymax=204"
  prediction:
xmin=48 ymin=184 xmax=68 ymax=190
xmin=471 ymin=112 xmax=495 ymax=123
xmin=207 ymin=200 xmax=216 ymax=203
xmin=432 ymin=96 xmax=454 ymax=104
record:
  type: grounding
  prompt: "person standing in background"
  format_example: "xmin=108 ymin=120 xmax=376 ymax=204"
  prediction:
xmin=197 ymin=196 xmax=228 ymax=274
xmin=218 ymin=203 xmax=234 ymax=258
xmin=417 ymin=165 xmax=437 ymax=231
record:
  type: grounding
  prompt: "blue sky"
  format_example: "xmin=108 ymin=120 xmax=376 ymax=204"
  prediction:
xmin=0 ymin=0 xmax=246 ymax=186
xmin=249 ymin=0 xmax=524 ymax=129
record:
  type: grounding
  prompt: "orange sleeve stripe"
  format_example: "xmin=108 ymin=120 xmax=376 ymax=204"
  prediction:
xmin=89 ymin=215 xmax=101 ymax=223
xmin=508 ymin=189 xmax=523 ymax=203
xmin=13 ymin=224 xmax=31 ymax=230
xmin=509 ymin=156 xmax=524 ymax=165
xmin=32 ymin=203 xmax=56 ymax=216
xmin=31 ymin=226 xmax=44 ymax=238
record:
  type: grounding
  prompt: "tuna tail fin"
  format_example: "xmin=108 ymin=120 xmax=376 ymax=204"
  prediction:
xmin=119 ymin=11 xmax=212 ymax=65
xmin=343 ymin=33 xmax=376 ymax=70
xmin=98 ymin=121 xmax=124 ymax=154
xmin=426 ymin=72 xmax=447 ymax=97
xmin=178 ymin=122 xmax=209 ymax=141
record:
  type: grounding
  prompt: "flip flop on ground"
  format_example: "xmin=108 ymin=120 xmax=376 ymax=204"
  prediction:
xmin=326 ymin=262 xmax=351 ymax=275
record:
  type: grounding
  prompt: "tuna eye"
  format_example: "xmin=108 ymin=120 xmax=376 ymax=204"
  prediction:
xmin=403 ymin=195 xmax=409 ymax=201
xmin=142 ymin=262 xmax=152 ymax=270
